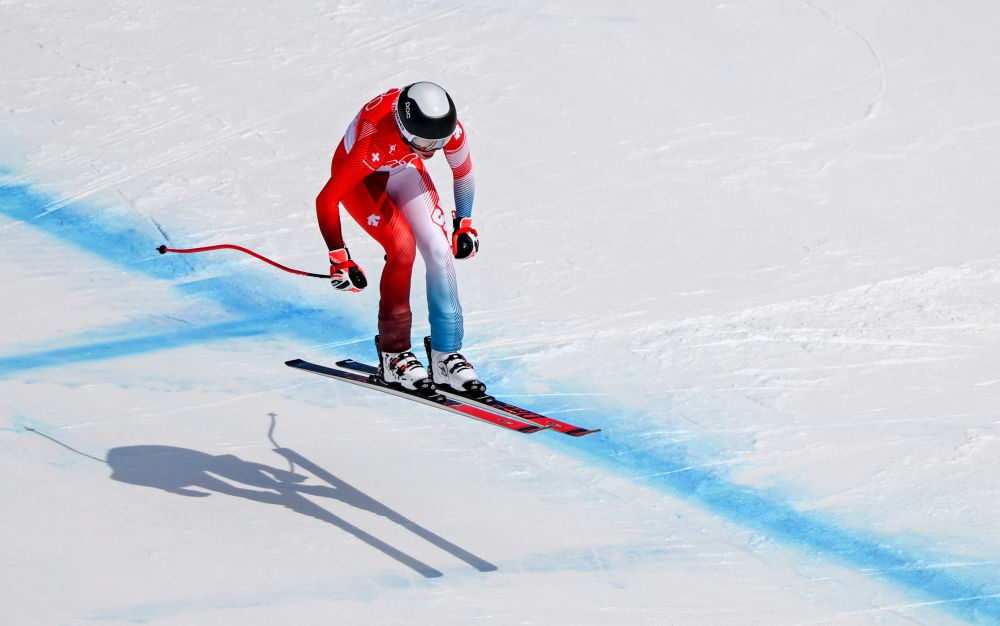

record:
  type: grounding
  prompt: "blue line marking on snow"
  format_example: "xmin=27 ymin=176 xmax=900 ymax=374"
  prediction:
xmin=0 ymin=318 xmax=270 ymax=376
xmin=526 ymin=394 xmax=1000 ymax=624
xmin=0 ymin=182 xmax=181 ymax=281
xmin=0 ymin=182 xmax=368 ymax=373
xmin=4 ymin=180 xmax=1000 ymax=623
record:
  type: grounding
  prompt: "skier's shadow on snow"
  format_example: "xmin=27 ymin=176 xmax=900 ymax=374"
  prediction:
xmin=106 ymin=443 xmax=497 ymax=578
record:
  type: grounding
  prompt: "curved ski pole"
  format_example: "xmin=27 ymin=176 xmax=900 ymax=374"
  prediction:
xmin=157 ymin=244 xmax=327 ymax=279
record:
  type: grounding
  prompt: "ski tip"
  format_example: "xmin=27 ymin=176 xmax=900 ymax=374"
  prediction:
xmin=566 ymin=427 xmax=602 ymax=437
xmin=285 ymin=358 xmax=306 ymax=367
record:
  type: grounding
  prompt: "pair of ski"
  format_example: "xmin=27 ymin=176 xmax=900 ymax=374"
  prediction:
xmin=285 ymin=358 xmax=600 ymax=437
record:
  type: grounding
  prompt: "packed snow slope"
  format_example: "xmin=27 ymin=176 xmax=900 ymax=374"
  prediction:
xmin=3 ymin=1 xmax=1000 ymax=624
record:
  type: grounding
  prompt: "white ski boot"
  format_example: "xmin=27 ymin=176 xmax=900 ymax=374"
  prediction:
xmin=376 ymin=337 xmax=433 ymax=392
xmin=424 ymin=337 xmax=486 ymax=394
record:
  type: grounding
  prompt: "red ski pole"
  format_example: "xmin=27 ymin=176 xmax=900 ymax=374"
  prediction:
xmin=157 ymin=244 xmax=327 ymax=279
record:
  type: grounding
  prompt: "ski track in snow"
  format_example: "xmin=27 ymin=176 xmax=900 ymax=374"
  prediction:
xmin=3 ymin=181 xmax=1000 ymax=623
xmin=800 ymin=0 xmax=887 ymax=120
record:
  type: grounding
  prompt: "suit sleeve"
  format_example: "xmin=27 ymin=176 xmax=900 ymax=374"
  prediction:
xmin=316 ymin=140 xmax=374 ymax=251
xmin=444 ymin=120 xmax=475 ymax=220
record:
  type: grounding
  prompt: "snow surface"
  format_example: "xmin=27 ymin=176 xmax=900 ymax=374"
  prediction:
xmin=3 ymin=1 xmax=1000 ymax=624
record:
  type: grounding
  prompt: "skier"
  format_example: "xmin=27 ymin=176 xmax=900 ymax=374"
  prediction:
xmin=315 ymin=82 xmax=482 ymax=394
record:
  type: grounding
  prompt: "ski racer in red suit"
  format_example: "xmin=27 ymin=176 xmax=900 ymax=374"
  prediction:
xmin=315 ymin=82 xmax=482 ymax=394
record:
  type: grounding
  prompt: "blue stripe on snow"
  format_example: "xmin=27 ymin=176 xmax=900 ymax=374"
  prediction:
xmin=0 ymin=182 xmax=367 ymax=371
xmin=0 ymin=182 xmax=183 ymax=281
xmin=0 ymin=318 xmax=270 ymax=376
xmin=603 ymin=432 xmax=999 ymax=622
xmin=3 ymin=180 xmax=1000 ymax=623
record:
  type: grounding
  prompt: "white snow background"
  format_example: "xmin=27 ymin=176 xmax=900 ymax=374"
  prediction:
xmin=3 ymin=1 xmax=1000 ymax=624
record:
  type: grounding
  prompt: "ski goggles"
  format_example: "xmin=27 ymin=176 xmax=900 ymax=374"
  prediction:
xmin=400 ymin=128 xmax=450 ymax=152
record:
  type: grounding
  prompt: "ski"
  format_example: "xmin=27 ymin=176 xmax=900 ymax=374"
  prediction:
xmin=285 ymin=359 xmax=547 ymax=434
xmin=336 ymin=359 xmax=601 ymax=437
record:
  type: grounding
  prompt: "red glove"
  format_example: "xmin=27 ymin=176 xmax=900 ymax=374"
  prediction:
xmin=452 ymin=217 xmax=479 ymax=259
xmin=329 ymin=247 xmax=367 ymax=292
